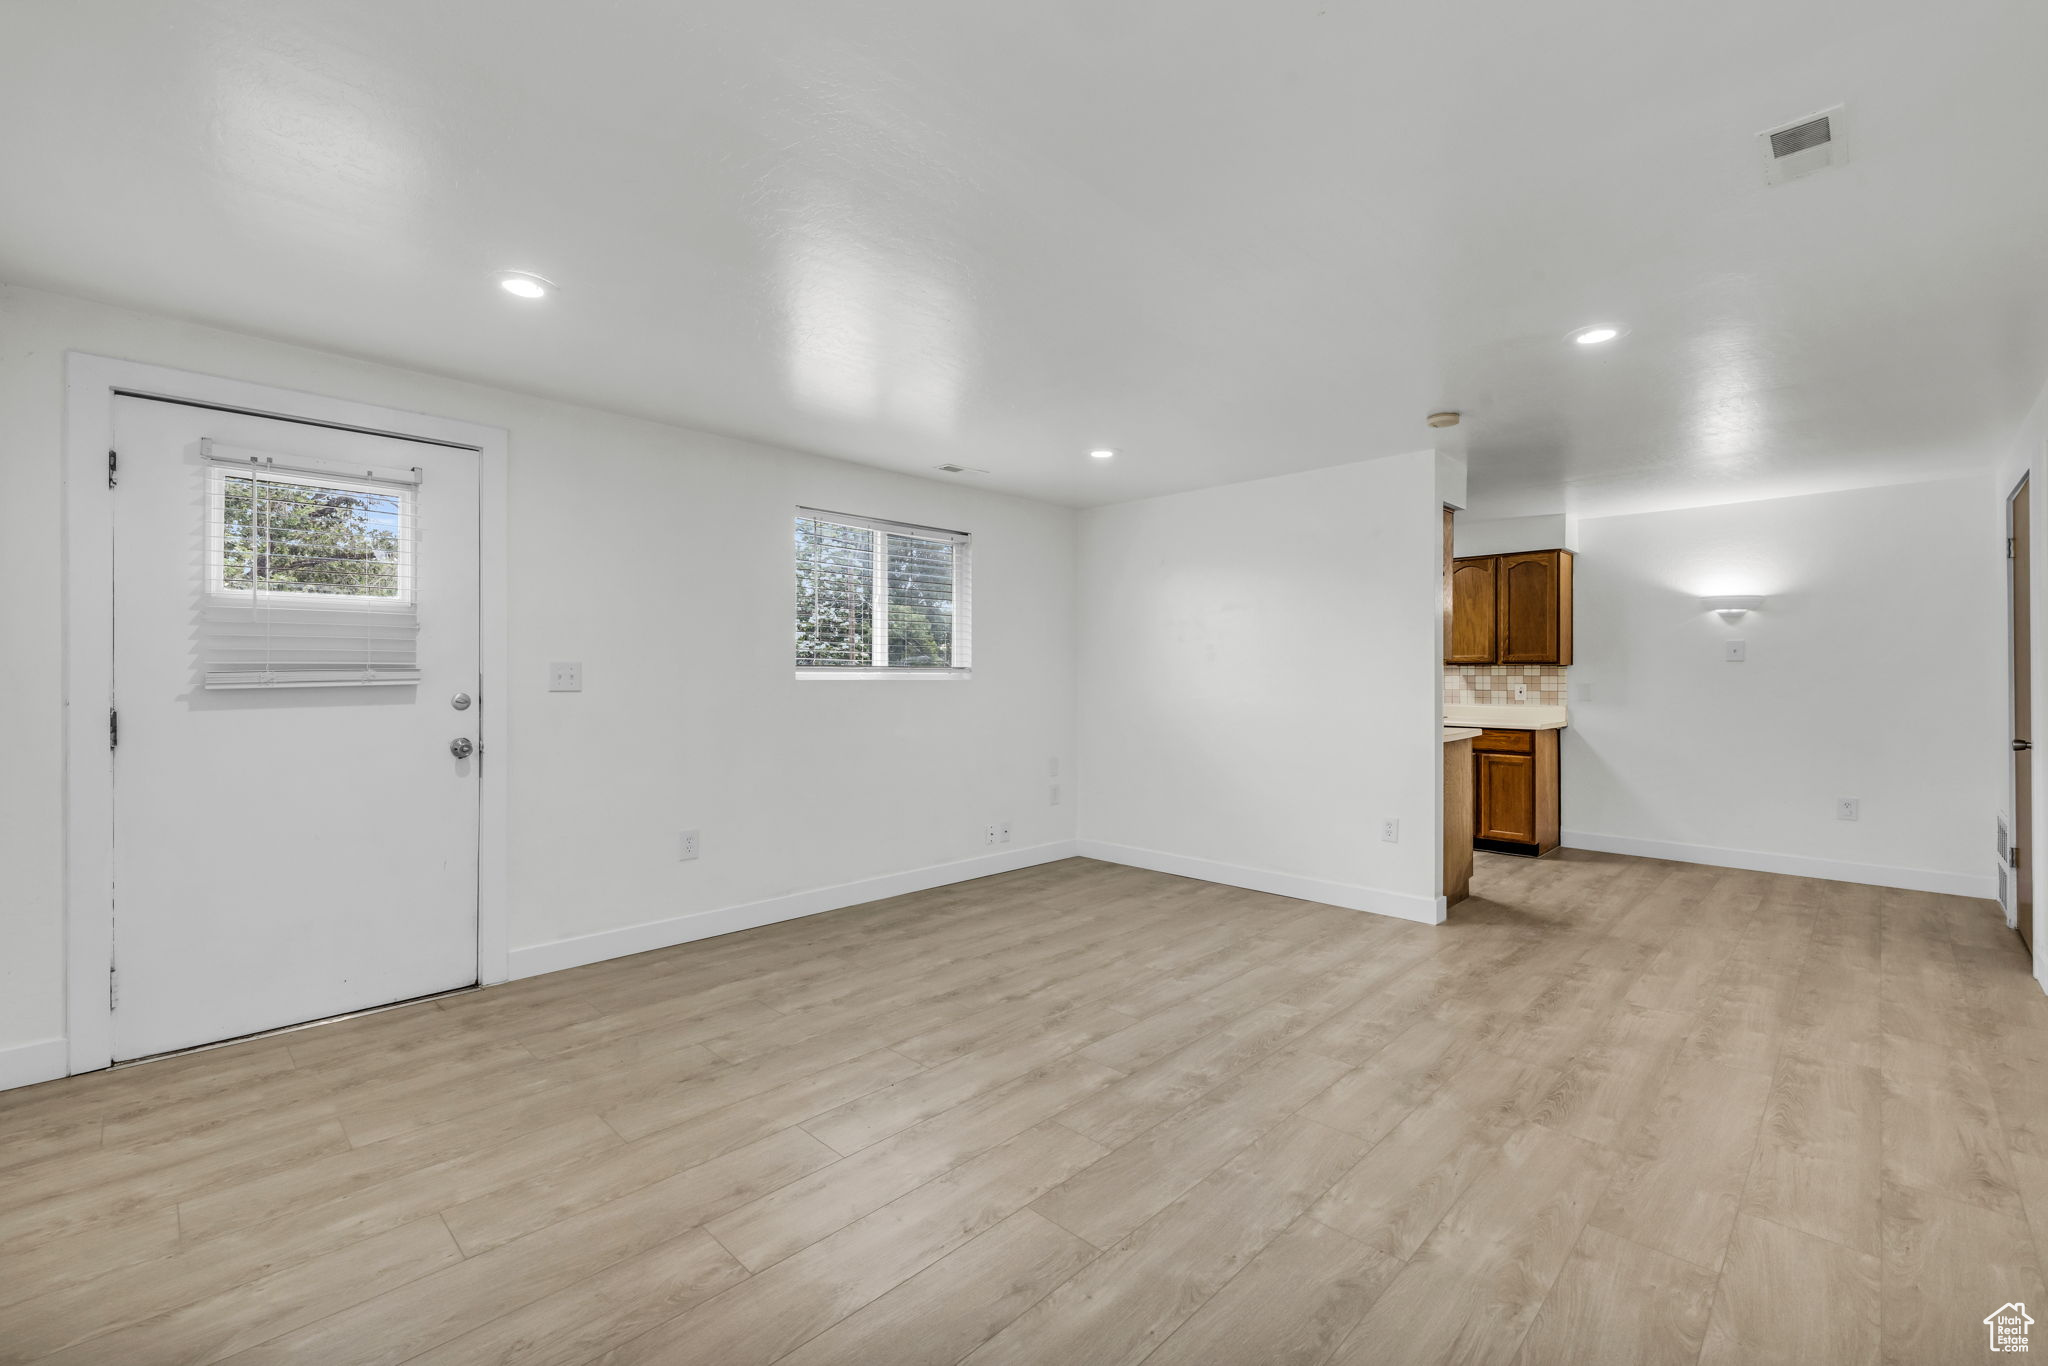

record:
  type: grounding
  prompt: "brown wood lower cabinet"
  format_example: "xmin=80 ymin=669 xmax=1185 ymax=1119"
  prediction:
xmin=1472 ymin=727 xmax=1560 ymax=856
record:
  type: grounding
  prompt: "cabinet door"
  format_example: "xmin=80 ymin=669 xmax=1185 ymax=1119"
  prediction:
xmin=1447 ymin=557 xmax=1498 ymax=664
xmin=1498 ymin=550 xmax=1572 ymax=664
xmin=1475 ymin=751 xmax=1538 ymax=843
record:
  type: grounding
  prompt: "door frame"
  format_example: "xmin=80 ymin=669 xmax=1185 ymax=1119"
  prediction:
xmin=2013 ymin=466 xmax=2045 ymax=995
xmin=2009 ymin=472 xmax=2030 ymax=933
xmin=62 ymin=353 xmax=511 ymax=1075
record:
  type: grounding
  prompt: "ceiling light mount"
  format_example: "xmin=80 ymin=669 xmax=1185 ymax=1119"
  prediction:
xmin=1569 ymin=324 xmax=1624 ymax=346
xmin=495 ymin=270 xmax=555 ymax=300
xmin=1088 ymin=448 xmax=1116 ymax=460
xmin=1427 ymin=411 xmax=1461 ymax=429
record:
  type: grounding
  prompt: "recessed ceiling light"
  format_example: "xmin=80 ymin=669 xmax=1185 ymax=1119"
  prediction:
xmin=496 ymin=271 xmax=554 ymax=300
xmin=1570 ymin=325 xmax=1622 ymax=345
xmin=1089 ymin=448 xmax=1116 ymax=460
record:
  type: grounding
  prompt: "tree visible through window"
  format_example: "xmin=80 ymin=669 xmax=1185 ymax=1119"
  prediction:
xmin=219 ymin=473 xmax=406 ymax=598
xmin=203 ymin=464 xmax=420 ymax=689
xmin=887 ymin=533 xmax=954 ymax=666
xmin=794 ymin=515 xmax=873 ymax=666
xmin=795 ymin=510 xmax=968 ymax=671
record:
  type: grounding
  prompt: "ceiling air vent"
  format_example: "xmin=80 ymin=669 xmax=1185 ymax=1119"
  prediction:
xmin=1761 ymin=105 xmax=1847 ymax=185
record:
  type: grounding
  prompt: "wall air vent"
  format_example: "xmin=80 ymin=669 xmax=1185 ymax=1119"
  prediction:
xmin=1761 ymin=106 xmax=1847 ymax=185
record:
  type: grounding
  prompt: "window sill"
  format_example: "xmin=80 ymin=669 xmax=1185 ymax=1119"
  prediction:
xmin=794 ymin=668 xmax=971 ymax=681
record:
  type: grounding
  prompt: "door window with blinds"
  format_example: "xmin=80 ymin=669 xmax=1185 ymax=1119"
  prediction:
xmin=201 ymin=442 xmax=421 ymax=687
xmin=794 ymin=508 xmax=971 ymax=677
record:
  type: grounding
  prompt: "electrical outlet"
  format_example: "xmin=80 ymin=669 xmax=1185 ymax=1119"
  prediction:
xmin=997 ymin=823 xmax=1011 ymax=844
xmin=1049 ymin=784 xmax=1061 ymax=806
xmin=1837 ymin=798 xmax=1859 ymax=822
xmin=984 ymin=825 xmax=998 ymax=846
xmin=679 ymin=829 xmax=700 ymax=860
xmin=1513 ymin=684 xmax=1527 ymax=702
xmin=1381 ymin=818 xmax=1400 ymax=843
xmin=1723 ymin=640 xmax=1747 ymax=663
xmin=548 ymin=661 xmax=583 ymax=691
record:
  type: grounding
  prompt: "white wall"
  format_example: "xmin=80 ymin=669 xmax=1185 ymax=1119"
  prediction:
xmin=1563 ymin=477 xmax=2003 ymax=896
xmin=0 ymin=285 xmax=1078 ymax=1081
xmin=1074 ymin=452 xmax=1446 ymax=921
xmin=1453 ymin=512 xmax=1576 ymax=557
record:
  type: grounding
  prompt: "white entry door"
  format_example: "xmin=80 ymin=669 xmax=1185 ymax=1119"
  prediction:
xmin=110 ymin=396 xmax=482 ymax=1059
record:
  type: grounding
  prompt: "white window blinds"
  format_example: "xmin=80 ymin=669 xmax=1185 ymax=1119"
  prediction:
xmin=794 ymin=508 xmax=971 ymax=674
xmin=201 ymin=443 xmax=422 ymax=688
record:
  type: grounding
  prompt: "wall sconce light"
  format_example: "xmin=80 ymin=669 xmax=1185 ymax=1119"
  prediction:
xmin=1700 ymin=595 xmax=1766 ymax=620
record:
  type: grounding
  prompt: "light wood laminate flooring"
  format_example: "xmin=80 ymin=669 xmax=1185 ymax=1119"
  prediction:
xmin=2 ymin=852 xmax=2043 ymax=1365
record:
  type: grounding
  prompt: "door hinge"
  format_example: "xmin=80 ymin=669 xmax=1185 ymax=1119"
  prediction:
xmin=109 ymin=708 xmax=118 ymax=750
xmin=108 ymin=449 xmax=118 ymax=489
xmin=2010 ymin=536 xmax=2018 ymax=560
xmin=2015 ymin=845 xmax=2024 ymax=871
xmin=109 ymin=966 xmax=118 ymax=1010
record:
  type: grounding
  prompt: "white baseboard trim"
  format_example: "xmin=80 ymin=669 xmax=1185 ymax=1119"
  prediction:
xmin=507 ymin=840 xmax=1082 ymax=979
xmin=0 ymin=1037 xmax=69 ymax=1094
xmin=1560 ymin=830 xmax=1998 ymax=900
xmin=1075 ymin=840 xmax=1444 ymax=925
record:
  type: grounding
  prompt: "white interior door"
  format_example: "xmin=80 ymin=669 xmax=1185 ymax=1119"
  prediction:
xmin=110 ymin=396 xmax=482 ymax=1059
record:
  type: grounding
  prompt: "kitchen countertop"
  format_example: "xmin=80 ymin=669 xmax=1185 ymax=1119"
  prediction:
xmin=1443 ymin=703 xmax=1569 ymax=731
xmin=1442 ymin=727 xmax=1482 ymax=742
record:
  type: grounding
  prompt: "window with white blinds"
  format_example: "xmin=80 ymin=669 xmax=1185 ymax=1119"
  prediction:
xmin=794 ymin=508 xmax=971 ymax=676
xmin=201 ymin=444 xmax=421 ymax=688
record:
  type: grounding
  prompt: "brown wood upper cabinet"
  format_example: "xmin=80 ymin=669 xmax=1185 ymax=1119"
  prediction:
xmin=1445 ymin=549 xmax=1573 ymax=665
xmin=1447 ymin=557 xmax=1497 ymax=664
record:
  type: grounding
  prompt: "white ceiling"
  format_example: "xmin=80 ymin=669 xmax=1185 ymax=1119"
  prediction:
xmin=3 ymin=1 xmax=2045 ymax=515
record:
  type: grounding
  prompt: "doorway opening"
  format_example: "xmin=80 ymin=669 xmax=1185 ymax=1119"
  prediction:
xmin=2010 ymin=472 xmax=2032 ymax=954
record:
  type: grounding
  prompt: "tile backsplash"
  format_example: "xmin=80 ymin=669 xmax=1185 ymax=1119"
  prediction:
xmin=1445 ymin=664 xmax=1568 ymax=706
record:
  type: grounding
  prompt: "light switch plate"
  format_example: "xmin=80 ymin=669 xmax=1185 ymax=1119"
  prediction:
xmin=549 ymin=661 xmax=583 ymax=692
